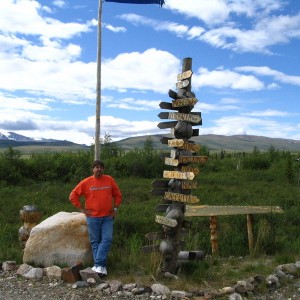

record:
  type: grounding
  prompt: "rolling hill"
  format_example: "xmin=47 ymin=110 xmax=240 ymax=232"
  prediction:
xmin=1 ymin=131 xmax=300 ymax=153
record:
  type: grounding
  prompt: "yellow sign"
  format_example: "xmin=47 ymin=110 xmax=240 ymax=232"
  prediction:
xmin=164 ymin=192 xmax=200 ymax=203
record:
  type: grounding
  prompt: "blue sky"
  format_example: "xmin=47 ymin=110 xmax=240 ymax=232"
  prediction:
xmin=0 ymin=0 xmax=299 ymax=145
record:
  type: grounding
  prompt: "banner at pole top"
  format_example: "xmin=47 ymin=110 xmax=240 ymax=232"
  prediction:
xmin=105 ymin=0 xmax=165 ymax=7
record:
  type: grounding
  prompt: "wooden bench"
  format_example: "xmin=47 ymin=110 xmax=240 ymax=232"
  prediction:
xmin=185 ymin=205 xmax=283 ymax=255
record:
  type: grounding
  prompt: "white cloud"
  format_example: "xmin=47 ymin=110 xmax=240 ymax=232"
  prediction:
xmin=193 ymin=68 xmax=264 ymax=90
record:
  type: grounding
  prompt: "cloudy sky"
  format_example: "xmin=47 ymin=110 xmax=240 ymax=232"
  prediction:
xmin=0 ymin=0 xmax=299 ymax=145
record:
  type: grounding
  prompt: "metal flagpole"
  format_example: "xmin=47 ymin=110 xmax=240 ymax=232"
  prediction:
xmin=94 ymin=0 xmax=103 ymax=160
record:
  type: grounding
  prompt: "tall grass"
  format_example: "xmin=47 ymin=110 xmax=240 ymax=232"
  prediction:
xmin=0 ymin=153 xmax=299 ymax=289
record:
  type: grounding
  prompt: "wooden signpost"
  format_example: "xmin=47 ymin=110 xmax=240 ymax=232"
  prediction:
xmin=147 ymin=57 xmax=207 ymax=275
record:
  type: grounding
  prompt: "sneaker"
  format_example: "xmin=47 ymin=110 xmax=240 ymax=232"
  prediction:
xmin=97 ymin=266 xmax=107 ymax=276
xmin=91 ymin=266 xmax=97 ymax=272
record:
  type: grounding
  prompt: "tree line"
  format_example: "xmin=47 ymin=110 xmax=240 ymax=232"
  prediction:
xmin=0 ymin=135 xmax=299 ymax=186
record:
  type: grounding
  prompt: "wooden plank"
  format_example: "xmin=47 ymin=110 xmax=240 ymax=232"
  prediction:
xmin=155 ymin=215 xmax=177 ymax=227
xmin=155 ymin=204 xmax=170 ymax=212
xmin=157 ymin=121 xmax=177 ymax=129
xmin=159 ymin=102 xmax=177 ymax=111
xmin=164 ymin=157 xmax=179 ymax=166
xmin=150 ymin=189 xmax=166 ymax=196
xmin=178 ymin=156 xmax=208 ymax=164
xmin=185 ymin=205 xmax=284 ymax=217
xmin=172 ymin=98 xmax=198 ymax=107
xmin=163 ymin=170 xmax=194 ymax=180
xmin=176 ymin=79 xmax=189 ymax=89
xmin=168 ymin=89 xmax=178 ymax=99
xmin=167 ymin=139 xmax=200 ymax=152
xmin=180 ymin=166 xmax=200 ymax=176
xmin=164 ymin=192 xmax=200 ymax=204
xmin=151 ymin=179 xmax=169 ymax=188
xmin=158 ymin=112 xmax=201 ymax=124
xmin=177 ymin=70 xmax=192 ymax=81
xmin=167 ymin=139 xmax=184 ymax=147
xmin=181 ymin=181 xmax=198 ymax=189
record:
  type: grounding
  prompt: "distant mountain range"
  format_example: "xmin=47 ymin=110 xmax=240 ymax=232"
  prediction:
xmin=1 ymin=131 xmax=300 ymax=153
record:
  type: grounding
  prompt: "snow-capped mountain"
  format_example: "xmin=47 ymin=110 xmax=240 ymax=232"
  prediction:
xmin=0 ymin=131 xmax=36 ymax=142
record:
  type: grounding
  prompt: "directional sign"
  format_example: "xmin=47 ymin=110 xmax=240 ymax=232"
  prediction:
xmin=158 ymin=112 xmax=201 ymax=124
xmin=178 ymin=156 xmax=209 ymax=164
xmin=159 ymin=102 xmax=177 ymax=111
xmin=157 ymin=121 xmax=177 ymax=129
xmin=167 ymin=139 xmax=184 ymax=147
xmin=150 ymin=189 xmax=166 ymax=196
xmin=172 ymin=98 xmax=198 ymax=107
xmin=181 ymin=181 xmax=198 ymax=189
xmin=151 ymin=179 xmax=170 ymax=188
xmin=180 ymin=166 xmax=200 ymax=176
xmin=163 ymin=170 xmax=194 ymax=180
xmin=176 ymin=79 xmax=189 ymax=89
xmin=168 ymin=89 xmax=178 ymax=99
xmin=164 ymin=192 xmax=200 ymax=204
xmin=177 ymin=70 xmax=193 ymax=81
xmin=155 ymin=204 xmax=170 ymax=212
xmin=165 ymin=157 xmax=179 ymax=166
xmin=155 ymin=215 xmax=177 ymax=227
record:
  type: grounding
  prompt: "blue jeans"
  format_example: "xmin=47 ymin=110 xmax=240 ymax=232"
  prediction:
xmin=86 ymin=216 xmax=114 ymax=267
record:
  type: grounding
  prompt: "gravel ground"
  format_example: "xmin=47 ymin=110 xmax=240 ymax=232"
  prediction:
xmin=1 ymin=267 xmax=300 ymax=300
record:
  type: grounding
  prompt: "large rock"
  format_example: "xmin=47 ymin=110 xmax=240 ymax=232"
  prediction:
xmin=23 ymin=212 xmax=93 ymax=267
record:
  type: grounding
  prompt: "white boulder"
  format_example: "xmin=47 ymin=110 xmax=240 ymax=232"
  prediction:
xmin=23 ymin=212 xmax=92 ymax=267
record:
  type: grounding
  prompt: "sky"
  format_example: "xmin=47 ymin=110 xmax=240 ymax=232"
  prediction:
xmin=0 ymin=0 xmax=300 ymax=146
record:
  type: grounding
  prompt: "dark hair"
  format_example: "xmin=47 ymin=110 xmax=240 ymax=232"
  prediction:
xmin=92 ymin=160 xmax=105 ymax=168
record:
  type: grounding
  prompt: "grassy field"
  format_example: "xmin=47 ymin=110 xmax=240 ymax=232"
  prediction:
xmin=1 ymin=158 xmax=299 ymax=290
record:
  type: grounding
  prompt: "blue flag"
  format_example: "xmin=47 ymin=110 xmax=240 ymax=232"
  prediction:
xmin=105 ymin=0 xmax=165 ymax=7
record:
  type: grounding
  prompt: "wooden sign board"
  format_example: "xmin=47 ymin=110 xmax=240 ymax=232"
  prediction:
xmin=176 ymin=79 xmax=189 ymax=89
xmin=158 ymin=112 xmax=201 ymax=124
xmin=165 ymin=157 xmax=179 ymax=166
xmin=164 ymin=192 xmax=200 ymax=204
xmin=168 ymin=89 xmax=178 ymax=99
xmin=155 ymin=215 xmax=177 ymax=227
xmin=178 ymin=156 xmax=208 ymax=164
xmin=150 ymin=189 xmax=166 ymax=196
xmin=167 ymin=139 xmax=200 ymax=152
xmin=177 ymin=70 xmax=192 ymax=81
xmin=155 ymin=204 xmax=170 ymax=212
xmin=163 ymin=170 xmax=194 ymax=180
xmin=159 ymin=101 xmax=177 ymax=111
xmin=157 ymin=121 xmax=177 ymax=129
xmin=180 ymin=166 xmax=200 ymax=176
xmin=172 ymin=98 xmax=198 ymax=107
xmin=151 ymin=179 xmax=169 ymax=188
xmin=181 ymin=181 xmax=198 ymax=189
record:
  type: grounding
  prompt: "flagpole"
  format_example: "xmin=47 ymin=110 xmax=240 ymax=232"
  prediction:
xmin=94 ymin=0 xmax=103 ymax=160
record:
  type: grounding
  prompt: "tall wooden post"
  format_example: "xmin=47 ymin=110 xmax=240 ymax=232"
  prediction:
xmin=94 ymin=0 xmax=103 ymax=160
xmin=151 ymin=57 xmax=206 ymax=274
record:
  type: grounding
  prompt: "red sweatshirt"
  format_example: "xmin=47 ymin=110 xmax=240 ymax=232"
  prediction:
xmin=69 ymin=175 xmax=122 ymax=217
